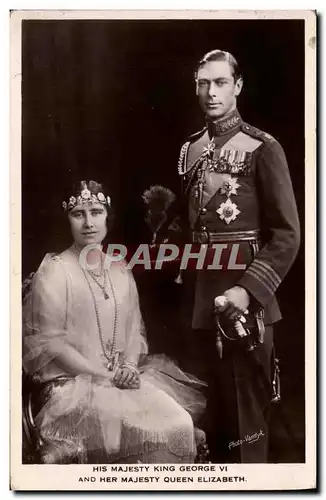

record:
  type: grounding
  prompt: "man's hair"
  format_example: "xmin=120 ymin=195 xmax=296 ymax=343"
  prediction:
xmin=195 ymin=50 xmax=242 ymax=82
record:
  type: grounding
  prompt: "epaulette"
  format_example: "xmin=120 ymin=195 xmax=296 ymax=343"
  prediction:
xmin=177 ymin=127 xmax=207 ymax=176
xmin=241 ymin=122 xmax=277 ymax=144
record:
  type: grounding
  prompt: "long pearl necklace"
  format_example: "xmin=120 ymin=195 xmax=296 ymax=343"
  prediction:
xmin=87 ymin=269 xmax=110 ymax=299
xmin=73 ymin=244 xmax=110 ymax=300
xmin=73 ymin=245 xmax=118 ymax=371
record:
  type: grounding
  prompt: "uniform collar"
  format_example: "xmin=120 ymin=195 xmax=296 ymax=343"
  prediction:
xmin=207 ymin=109 xmax=242 ymax=138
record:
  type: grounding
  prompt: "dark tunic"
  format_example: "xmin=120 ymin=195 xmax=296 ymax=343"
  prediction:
xmin=178 ymin=108 xmax=300 ymax=330
xmin=172 ymin=108 xmax=300 ymax=462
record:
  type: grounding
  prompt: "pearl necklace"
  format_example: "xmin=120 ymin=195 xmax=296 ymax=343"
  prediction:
xmin=72 ymin=243 xmax=110 ymax=299
xmin=87 ymin=269 xmax=110 ymax=299
xmin=72 ymin=245 xmax=118 ymax=370
xmin=82 ymin=268 xmax=118 ymax=371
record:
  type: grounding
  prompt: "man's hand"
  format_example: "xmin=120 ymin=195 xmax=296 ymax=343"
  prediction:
xmin=217 ymin=286 xmax=250 ymax=320
xmin=113 ymin=365 xmax=140 ymax=390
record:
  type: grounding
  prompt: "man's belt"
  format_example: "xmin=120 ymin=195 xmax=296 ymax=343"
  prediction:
xmin=191 ymin=229 xmax=260 ymax=244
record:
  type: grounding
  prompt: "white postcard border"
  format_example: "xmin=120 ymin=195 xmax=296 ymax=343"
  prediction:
xmin=10 ymin=9 xmax=316 ymax=491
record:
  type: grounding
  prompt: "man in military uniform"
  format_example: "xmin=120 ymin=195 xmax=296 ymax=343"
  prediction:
xmin=165 ymin=49 xmax=300 ymax=463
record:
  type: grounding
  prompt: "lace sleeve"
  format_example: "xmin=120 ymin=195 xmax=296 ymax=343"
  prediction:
xmin=22 ymin=254 xmax=69 ymax=374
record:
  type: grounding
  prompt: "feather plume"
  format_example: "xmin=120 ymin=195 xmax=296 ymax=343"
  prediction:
xmin=142 ymin=185 xmax=177 ymax=235
xmin=142 ymin=185 xmax=176 ymax=211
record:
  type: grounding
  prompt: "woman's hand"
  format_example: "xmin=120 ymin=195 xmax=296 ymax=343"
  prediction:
xmin=113 ymin=364 xmax=140 ymax=390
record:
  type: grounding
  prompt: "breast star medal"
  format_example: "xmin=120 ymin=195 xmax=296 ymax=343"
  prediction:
xmin=220 ymin=176 xmax=240 ymax=196
xmin=216 ymin=198 xmax=240 ymax=225
xmin=217 ymin=175 xmax=241 ymax=224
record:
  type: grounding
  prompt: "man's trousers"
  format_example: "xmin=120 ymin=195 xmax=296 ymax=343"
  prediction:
xmin=183 ymin=326 xmax=274 ymax=463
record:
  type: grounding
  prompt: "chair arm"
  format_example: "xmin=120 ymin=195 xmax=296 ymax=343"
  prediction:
xmin=22 ymin=374 xmax=44 ymax=453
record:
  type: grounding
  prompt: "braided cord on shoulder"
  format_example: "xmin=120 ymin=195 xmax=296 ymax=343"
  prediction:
xmin=177 ymin=141 xmax=190 ymax=176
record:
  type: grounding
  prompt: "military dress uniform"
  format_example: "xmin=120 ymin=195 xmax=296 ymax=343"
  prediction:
xmin=175 ymin=108 xmax=300 ymax=463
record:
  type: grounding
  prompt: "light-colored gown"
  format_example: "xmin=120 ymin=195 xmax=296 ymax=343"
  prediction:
xmin=23 ymin=246 xmax=205 ymax=464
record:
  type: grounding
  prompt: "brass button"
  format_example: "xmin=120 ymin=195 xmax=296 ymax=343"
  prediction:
xmin=197 ymin=230 xmax=209 ymax=244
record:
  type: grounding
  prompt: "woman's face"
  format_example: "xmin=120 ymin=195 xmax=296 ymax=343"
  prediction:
xmin=68 ymin=203 xmax=108 ymax=248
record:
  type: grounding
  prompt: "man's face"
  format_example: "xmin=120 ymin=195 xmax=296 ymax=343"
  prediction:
xmin=196 ymin=60 xmax=243 ymax=121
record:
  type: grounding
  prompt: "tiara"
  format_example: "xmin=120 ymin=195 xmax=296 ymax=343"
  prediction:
xmin=62 ymin=187 xmax=111 ymax=211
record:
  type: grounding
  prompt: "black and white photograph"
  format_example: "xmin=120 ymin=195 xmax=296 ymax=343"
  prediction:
xmin=10 ymin=9 xmax=316 ymax=490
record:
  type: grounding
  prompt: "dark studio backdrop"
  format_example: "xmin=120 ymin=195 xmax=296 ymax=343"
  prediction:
xmin=22 ymin=19 xmax=305 ymax=462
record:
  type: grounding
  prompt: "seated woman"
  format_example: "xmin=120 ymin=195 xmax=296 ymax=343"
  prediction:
xmin=23 ymin=180 xmax=206 ymax=464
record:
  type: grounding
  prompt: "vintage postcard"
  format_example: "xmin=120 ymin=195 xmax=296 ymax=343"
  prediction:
xmin=10 ymin=9 xmax=316 ymax=491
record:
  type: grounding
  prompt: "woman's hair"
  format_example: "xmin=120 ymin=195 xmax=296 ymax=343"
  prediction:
xmin=62 ymin=179 xmax=115 ymax=234
xmin=62 ymin=180 xmax=109 ymax=205
xmin=194 ymin=49 xmax=242 ymax=82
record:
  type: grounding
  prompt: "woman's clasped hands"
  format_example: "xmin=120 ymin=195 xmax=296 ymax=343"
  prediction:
xmin=113 ymin=362 xmax=140 ymax=390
